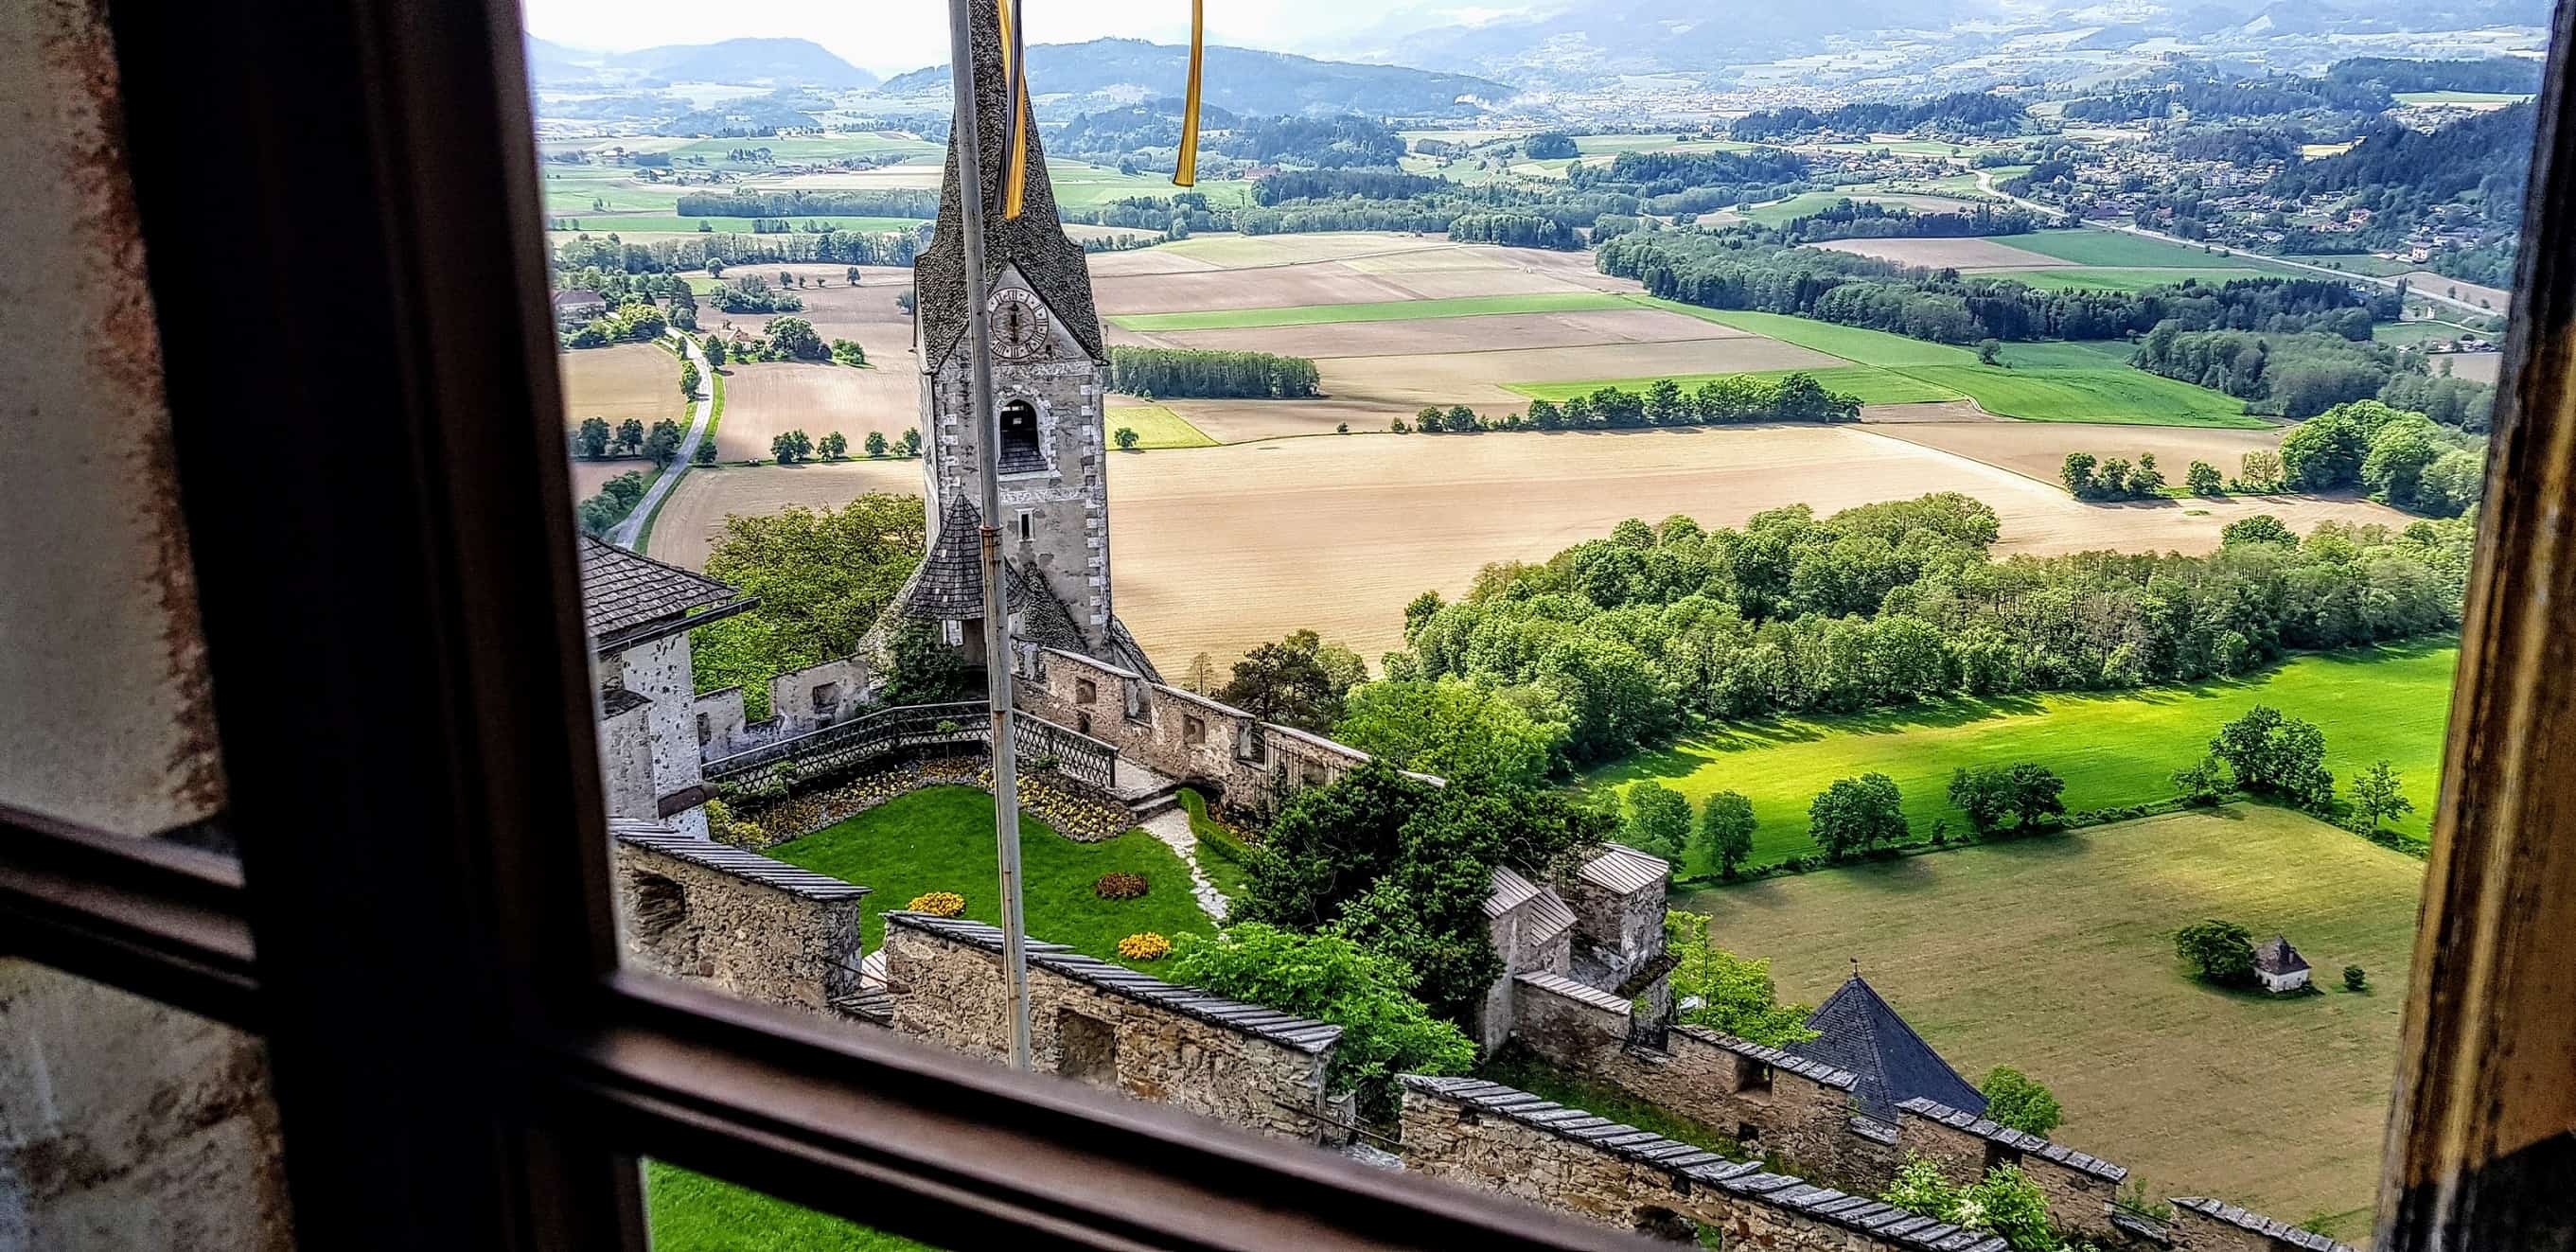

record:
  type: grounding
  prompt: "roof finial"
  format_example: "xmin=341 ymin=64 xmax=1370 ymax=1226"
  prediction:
xmin=1850 ymin=956 xmax=1861 ymax=980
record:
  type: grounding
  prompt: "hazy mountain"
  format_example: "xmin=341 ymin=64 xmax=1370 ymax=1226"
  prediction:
xmin=526 ymin=36 xmax=876 ymax=91
xmin=877 ymin=38 xmax=1511 ymax=118
xmin=523 ymin=35 xmax=593 ymax=80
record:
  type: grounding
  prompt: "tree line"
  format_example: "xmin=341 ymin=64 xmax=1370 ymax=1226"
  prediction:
xmin=674 ymin=188 xmax=941 ymax=219
xmin=2132 ymin=322 xmax=2494 ymax=425
xmin=1729 ymin=90 xmax=2033 ymax=141
xmin=551 ymin=228 xmax=921 ymax=277
xmin=1383 ymin=495 xmax=2475 ymax=767
xmin=1107 ymin=347 xmax=1321 ymax=398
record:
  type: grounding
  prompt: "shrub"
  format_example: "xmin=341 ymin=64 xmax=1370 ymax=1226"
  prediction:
xmin=1117 ymin=932 xmax=1172 ymax=961
xmin=1979 ymin=1067 xmax=2064 ymax=1137
xmin=701 ymin=798 xmax=765 ymax=849
xmin=2343 ymin=964 xmax=2368 ymax=992
xmin=1114 ymin=426 xmax=1140 ymax=450
xmin=906 ymin=891 xmax=965 ymax=918
xmin=1093 ymin=873 xmax=1150 ymax=900
xmin=2177 ymin=919 xmax=2256 ymax=986
xmin=1169 ymin=924 xmax=1474 ymax=1119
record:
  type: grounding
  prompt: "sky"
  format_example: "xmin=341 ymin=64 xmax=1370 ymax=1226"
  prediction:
xmin=517 ymin=0 xmax=1526 ymax=78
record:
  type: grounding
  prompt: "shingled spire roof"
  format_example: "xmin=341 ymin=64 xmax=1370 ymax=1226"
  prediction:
xmin=1789 ymin=976 xmax=1986 ymax=1124
xmin=912 ymin=0 xmax=1106 ymax=371
xmin=905 ymin=495 xmax=986 ymax=620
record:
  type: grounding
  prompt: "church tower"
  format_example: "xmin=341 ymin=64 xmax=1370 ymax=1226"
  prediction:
xmin=897 ymin=1 xmax=1157 ymax=679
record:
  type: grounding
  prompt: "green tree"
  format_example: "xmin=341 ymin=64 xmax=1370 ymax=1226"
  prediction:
xmin=698 ymin=333 xmax=727 ymax=367
xmin=2220 ymin=514 xmax=2297 ymax=547
xmin=576 ymin=415 xmax=611 ymax=459
xmin=829 ymin=338 xmax=867 ymax=367
xmin=1976 ymin=338 xmax=2003 ymax=366
xmin=770 ymin=430 xmax=814 ymax=464
xmin=862 ymin=431 xmax=889 ymax=458
xmin=2060 ymin=451 xmax=2098 ymax=499
xmin=2006 ymin=763 xmax=2067 ymax=829
xmin=689 ymin=495 xmax=926 ymax=718
xmin=1114 ymin=426 xmax=1140 ymax=450
xmin=2211 ymin=705 xmax=2333 ymax=809
xmin=1183 ymin=651 xmax=1217 ymax=695
xmin=2172 ymin=754 xmax=2234 ymax=805
xmin=2361 ymin=415 xmax=2443 ymax=508
xmin=2280 ymin=409 xmax=2369 ymax=489
xmin=1217 ymin=629 xmax=1365 ymax=733
xmin=2176 ymin=919 xmax=2257 ymax=986
xmin=765 ymin=315 xmax=825 ymax=361
xmin=845 ymin=265 xmax=862 ymax=286
xmin=1332 ymin=678 xmax=1562 ymax=788
xmin=679 ymin=360 xmax=700 ymax=397
xmin=898 ymin=428 xmax=921 ymax=457
xmin=2237 ymin=449 xmax=2283 ymax=490
xmin=1948 ymin=766 xmax=2016 ymax=836
xmin=1880 ymin=1155 xmax=2060 ymax=1251
xmin=1622 ymin=781 xmax=1692 ymax=858
xmin=1697 ymin=791 xmax=1756 ymax=877
xmin=1172 ymin=924 xmax=1473 ymax=1119
xmin=616 ymin=417 xmax=646 ymax=455
xmin=692 ymin=439 xmax=716 ymax=466
xmin=1809 ymin=773 xmax=1906 ymax=858
xmin=642 ymin=419 xmax=683 ymax=467
xmin=2129 ymin=451 xmax=2165 ymax=496
xmin=1664 ymin=911 xmax=1819 ymax=1047
xmin=876 ymin=615 xmax=967 ymax=706
xmin=816 ymin=431 xmax=848 ymax=461
xmin=2349 ymin=759 xmax=2413 ymax=833
xmin=2185 ymin=459 xmax=2224 ymax=495
xmin=1979 ymin=1067 xmax=2063 ymax=1137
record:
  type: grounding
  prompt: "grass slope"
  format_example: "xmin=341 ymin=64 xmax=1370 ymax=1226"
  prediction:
xmin=1107 ymin=403 xmax=1220 ymax=449
xmin=768 ymin=786 xmax=1215 ymax=961
xmin=1984 ymin=230 xmax=2262 ymax=270
xmin=1593 ymin=641 xmax=2456 ymax=870
xmin=1681 ymin=805 xmax=2418 ymax=1244
xmin=647 ymin=1162 xmax=929 ymax=1252
xmin=1109 ymin=291 xmax=1635 ymax=332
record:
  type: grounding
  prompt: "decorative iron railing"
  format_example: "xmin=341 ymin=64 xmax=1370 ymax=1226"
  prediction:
xmin=704 ymin=700 xmax=1119 ymax=795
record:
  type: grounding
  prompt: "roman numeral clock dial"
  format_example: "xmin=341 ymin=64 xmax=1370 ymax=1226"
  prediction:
xmin=989 ymin=287 xmax=1050 ymax=361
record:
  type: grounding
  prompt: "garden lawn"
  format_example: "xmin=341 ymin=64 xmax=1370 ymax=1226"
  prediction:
xmin=1678 ymin=804 xmax=2422 ymax=1245
xmin=1980 ymin=229 xmax=2263 ymax=269
xmin=646 ymin=1161 xmax=930 ymax=1252
xmin=1109 ymin=291 xmax=1636 ymax=332
xmin=1986 ymin=268 xmax=2271 ymax=292
xmin=1592 ymin=640 xmax=2456 ymax=871
xmin=1107 ymin=403 xmax=1220 ymax=449
xmin=768 ymin=786 xmax=1216 ymax=963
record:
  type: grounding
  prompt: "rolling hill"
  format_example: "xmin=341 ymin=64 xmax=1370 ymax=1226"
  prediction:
xmin=877 ymin=38 xmax=1511 ymax=118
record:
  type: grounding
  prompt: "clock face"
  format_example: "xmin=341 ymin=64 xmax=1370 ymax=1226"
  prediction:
xmin=989 ymin=288 xmax=1050 ymax=361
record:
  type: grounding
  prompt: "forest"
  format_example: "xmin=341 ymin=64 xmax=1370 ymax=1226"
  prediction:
xmin=1726 ymin=91 xmax=2031 ymax=140
xmin=1106 ymin=347 xmax=1322 ymax=398
xmin=2324 ymin=56 xmax=2542 ymax=96
xmin=673 ymin=188 xmax=941 ymax=219
xmin=2061 ymin=70 xmax=2391 ymax=122
xmin=2126 ymin=324 xmax=2469 ymax=420
xmin=1385 ymin=495 xmax=2477 ymax=767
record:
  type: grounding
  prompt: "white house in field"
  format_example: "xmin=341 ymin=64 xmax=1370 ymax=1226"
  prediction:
xmin=2253 ymin=934 xmax=2312 ymax=994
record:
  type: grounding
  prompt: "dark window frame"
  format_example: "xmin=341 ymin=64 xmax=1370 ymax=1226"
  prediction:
xmin=0 ymin=0 xmax=2563 ymax=1248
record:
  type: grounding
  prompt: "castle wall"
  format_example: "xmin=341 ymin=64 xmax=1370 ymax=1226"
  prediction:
xmin=690 ymin=685 xmax=747 ymax=758
xmin=2163 ymin=1199 xmax=2355 ymax=1252
xmin=598 ymin=697 xmax=658 ymax=820
xmin=601 ymin=632 xmax=701 ymax=805
xmin=1896 ymin=1102 xmax=2123 ymax=1237
xmin=1399 ymin=1077 xmax=2008 ymax=1252
xmin=1022 ymin=646 xmax=1372 ymax=815
xmin=881 ymin=916 xmax=1339 ymax=1142
xmin=610 ymin=831 xmax=866 ymax=1014
xmin=766 ymin=657 xmax=872 ymax=737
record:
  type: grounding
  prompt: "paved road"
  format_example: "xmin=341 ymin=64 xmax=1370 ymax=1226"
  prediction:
xmin=1967 ymin=168 xmax=2499 ymax=318
xmin=609 ymin=332 xmax=715 ymax=551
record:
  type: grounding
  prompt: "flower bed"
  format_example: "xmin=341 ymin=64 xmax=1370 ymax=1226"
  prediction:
xmin=732 ymin=754 xmax=1140 ymax=847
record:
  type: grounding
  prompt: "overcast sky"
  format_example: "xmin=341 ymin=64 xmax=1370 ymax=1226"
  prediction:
xmin=518 ymin=0 xmax=1526 ymax=77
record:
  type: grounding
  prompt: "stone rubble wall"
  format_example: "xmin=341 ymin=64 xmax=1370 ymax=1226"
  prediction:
xmin=612 ymin=842 xmax=863 ymax=1013
xmin=599 ymin=697 xmax=659 ymax=821
xmin=881 ymin=920 xmax=1337 ymax=1142
xmin=765 ymin=656 xmax=873 ymax=740
xmin=1897 ymin=1106 xmax=2119 ymax=1237
xmin=1021 ymin=647 xmax=1372 ymax=816
xmin=1564 ymin=874 xmax=1666 ymax=986
xmin=689 ymin=685 xmax=749 ymax=759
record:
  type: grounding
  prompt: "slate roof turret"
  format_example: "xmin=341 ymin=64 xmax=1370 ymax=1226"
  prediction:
xmin=1790 ymin=976 xmax=1986 ymax=1123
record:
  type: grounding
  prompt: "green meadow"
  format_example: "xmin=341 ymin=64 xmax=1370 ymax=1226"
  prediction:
xmin=1984 ymin=229 xmax=2262 ymax=269
xmin=1505 ymin=364 xmax=1959 ymax=405
xmin=1106 ymin=403 xmax=1221 ymax=450
xmin=1592 ymin=640 xmax=2457 ymax=871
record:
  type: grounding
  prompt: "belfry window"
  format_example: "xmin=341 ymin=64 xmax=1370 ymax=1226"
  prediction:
xmin=997 ymin=398 xmax=1044 ymax=473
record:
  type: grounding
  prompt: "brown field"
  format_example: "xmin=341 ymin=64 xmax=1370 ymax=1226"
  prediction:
xmin=1129 ymin=307 xmax=1748 ymax=358
xmin=560 ymin=343 xmax=685 ymax=430
xmin=712 ymin=362 xmax=918 ymax=461
xmin=651 ymin=427 xmax=2414 ymax=673
xmin=1306 ymin=338 xmax=1846 ymax=415
xmin=1865 ymin=419 xmax=2295 ymax=485
xmin=569 ymin=457 xmax=654 ymax=499
xmin=2435 ymin=352 xmax=2503 ymax=384
xmin=1089 ymin=237 xmax=1604 ymax=314
xmin=2400 ymin=271 xmax=2510 ymax=310
xmin=1809 ymin=237 xmax=2078 ymax=271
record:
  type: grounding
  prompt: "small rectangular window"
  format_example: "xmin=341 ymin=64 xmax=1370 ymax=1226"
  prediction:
xmin=1017 ymin=510 xmax=1033 ymax=542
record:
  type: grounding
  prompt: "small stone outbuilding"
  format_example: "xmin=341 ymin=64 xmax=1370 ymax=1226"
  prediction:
xmin=2252 ymin=935 xmax=2312 ymax=994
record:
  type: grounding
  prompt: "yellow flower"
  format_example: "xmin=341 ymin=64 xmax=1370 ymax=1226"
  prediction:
xmin=1117 ymin=932 xmax=1172 ymax=961
xmin=907 ymin=891 xmax=965 ymax=918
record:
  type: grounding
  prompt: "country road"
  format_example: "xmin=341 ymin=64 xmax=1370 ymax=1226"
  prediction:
xmin=609 ymin=332 xmax=715 ymax=549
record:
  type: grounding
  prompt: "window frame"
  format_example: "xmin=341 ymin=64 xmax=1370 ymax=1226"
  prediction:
xmin=0 ymin=0 xmax=2561 ymax=1248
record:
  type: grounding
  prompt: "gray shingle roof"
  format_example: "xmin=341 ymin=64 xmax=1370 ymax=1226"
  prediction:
xmin=1896 ymin=1099 xmax=2127 ymax=1182
xmin=1673 ymin=1024 xmax=1858 ymax=1090
xmin=1515 ymin=970 xmax=1632 ymax=1015
xmin=1791 ymin=977 xmax=1985 ymax=1123
xmin=1401 ymin=1076 xmax=2008 ymax=1252
xmin=885 ymin=912 xmax=1342 ymax=1054
xmin=579 ymin=534 xmax=747 ymax=652
xmin=912 ymin=0 xmax=1104 ymax=372
xmin=1579 ymin=842 xmax=1669 ymax=894
xmin=905 ymin=495 xmax=986 ymax=620
xmin=2171 ymin=1197 xmax=2355 ymax=1251
xmin=610 ymin=820 xmax=869 ymax=901
xmin=2254 ymin=934 xmax=2310 ymax=975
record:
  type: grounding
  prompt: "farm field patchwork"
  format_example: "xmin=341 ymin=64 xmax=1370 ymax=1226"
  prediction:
xmin=1128 ymin=307 xmax=1751 ymax=359
xmin=1506 ymin=364 xmax=1961 ymax=405
xmin=769 ymin=786 xmax=1214 ymax=961
xmin=1596 ymin=639 xmax=2457 ymax=869
xmin=1738 ymin=190 xmax=1993 ymax=226
xmin=710 ymin=361 xmax=917 ymax=462
xmin=1682 ymin=804 xmax=2421 ymax=1244
xmin=1106 ymin=404 xmax=1218 ymax=450
xmin=1860 ymin=420 xmax=2340 ymax=495
xmin=1108 ymin=291 xmax=1639 ymax=332
xmin=1808 ymin=237 xmax=2077 ymax=271
xmin=556 ymin=214 xmax=930 ymax=235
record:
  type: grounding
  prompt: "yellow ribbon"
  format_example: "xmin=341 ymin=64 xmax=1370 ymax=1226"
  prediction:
xmin=1174 ymin=0 xmax=1204 ymax=188
xmin=997 ymin=0 xmax=1032 ymax=219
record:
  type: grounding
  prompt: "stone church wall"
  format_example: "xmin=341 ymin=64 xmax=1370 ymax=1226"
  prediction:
xmin=1023 ymin=646 xmax=1371 ymax=814
xmin=609 ymin=829 xmax=866 ymax=1014
xmin=881 ymin=914 xmax=1342 ymax=1142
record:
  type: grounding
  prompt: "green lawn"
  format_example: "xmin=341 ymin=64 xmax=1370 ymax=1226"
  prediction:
xmin=768 ymin=786 xmax=1216 ymax=962
xmin=1738 ymin=190 xmax=1990 ymax=227
xmin=2373 ymin=320 xmax=2487 ymax=346
xmin=1680 ymin=804 xmax=2420 ymax=1245
xmin=1108 ymin=291 xmax=1637 ymax=332
xmin=1177 ymin=787 xmax=1256 ymax=901
xmin=1988 ymin=268 xmax=2272 ymax=293
xmin=1593 ymin=640 xmax=2456 ymax=870
xmin=1993 ymin=339 xmax=2138 ymax=368
xmin=558 ymin=214 xmax=932 ymax=235
xmin=1646 ymin=304 xmax=1977 ymax=365
xmin=2302 ymin=253 xmax=2422 ymax=278
xmin=647 ymin=1162 xmax=931 ymax=1252
xmin=1503 ymin=363 xmax=1959 ymax=405
xmin=1106 ymin=403 xmax=1219 ymax=450
xmin=1982 ymin=230 xmax=2263 ymax=270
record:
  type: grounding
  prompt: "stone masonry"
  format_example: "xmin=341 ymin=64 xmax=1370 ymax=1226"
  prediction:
xmin=881 ymin=912 xmax=1347 ymax=1142
xmin=610 ymin=821 xmax=867 ymax=1014
xmin=2162 ymin=1198 xmax=2357 ymax=1252
xmin=1896 ymin=1099 xmax=2126 ymax=1237
xmin=1021 ymin=645 xmax=1375 ymax=816
xmin=1400 ymin=1075 xmax=2009 ymax=1251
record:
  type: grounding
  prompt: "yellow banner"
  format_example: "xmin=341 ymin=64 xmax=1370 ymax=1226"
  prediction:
xmin=1174 ymin=0 xmax=1204 ymax=187
xmin=997 ymin=0 xmax=1032 ymax=219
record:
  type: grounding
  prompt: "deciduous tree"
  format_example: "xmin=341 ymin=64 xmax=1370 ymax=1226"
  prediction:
xmin=1621 ymin=781 xmax=1692 ymax=858
xmin=1979 ymin=1067 xmax=2063 ymax=1137
xmin=1809 ymin=773 xmax=1906 ymax=858
xmin=2176 ymin=919 xmax=2256 ymax=986
xmin=1697 ymin=790 xmax=1756 ymax=877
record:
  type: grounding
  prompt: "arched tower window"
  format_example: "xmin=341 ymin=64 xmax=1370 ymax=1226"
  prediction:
xmin=997 ymin=399 xmax=1044 ymax=473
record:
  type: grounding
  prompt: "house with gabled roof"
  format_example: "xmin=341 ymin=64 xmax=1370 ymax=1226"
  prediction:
xmin=578 ymin=534 xmax=755 ymax=832
xmin=2254 ymin=934 xmax=2312 ymax=994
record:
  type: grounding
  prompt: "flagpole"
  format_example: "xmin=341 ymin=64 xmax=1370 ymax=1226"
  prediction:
xmin=946 ymin=0 xmax=1032 ymax=1072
